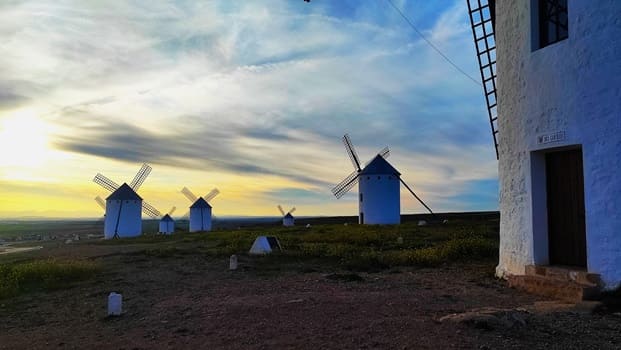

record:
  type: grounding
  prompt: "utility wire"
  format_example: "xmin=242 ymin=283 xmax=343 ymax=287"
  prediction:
xmin=385 ymin=0 xmax=482 ymax=86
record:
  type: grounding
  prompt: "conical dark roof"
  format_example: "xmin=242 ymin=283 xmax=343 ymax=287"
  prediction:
xmin=190 ymin=197 xmax=212 ymax=209
xmin=359 ymin=155 xmax=400 ymax=176
xmin=284 ymin=213 xmax=294 ymax=219
xmin=106 ymin=183 xmax=142 ymax=201
xmin=161 ymin=214 xmax=174 ymax=222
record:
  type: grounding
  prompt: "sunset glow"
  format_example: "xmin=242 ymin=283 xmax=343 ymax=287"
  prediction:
xmin=0 ymin=1 xmax=497 ymax=218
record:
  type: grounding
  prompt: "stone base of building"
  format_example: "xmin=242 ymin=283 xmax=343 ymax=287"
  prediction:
xmin=504 ymin=265 xmax=602 ymax=303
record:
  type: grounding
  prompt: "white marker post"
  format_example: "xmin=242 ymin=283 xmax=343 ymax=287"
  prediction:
xmin=229 ymin=255 xmax=238 ymax=270
xmin=108 ymin=292 xmax=122 ymax=316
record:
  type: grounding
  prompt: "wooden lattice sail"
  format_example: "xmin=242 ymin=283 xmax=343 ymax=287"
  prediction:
xmin=466 ymin=0 xmax=499 ymax=159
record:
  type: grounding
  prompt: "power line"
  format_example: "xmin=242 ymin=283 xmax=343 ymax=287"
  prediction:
xmin=384 ymin=0 xmax=481 ymax=86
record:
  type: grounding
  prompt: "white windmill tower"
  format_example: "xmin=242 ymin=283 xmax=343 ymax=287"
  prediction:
xmin=181 ymin=187 xmax=220 ymax=232
xmin=332 ymin=134 xmax=433 ymax=225
xmin=92 ymin=163 xmax=161 ymax=239
xmin=466 ymin=0 xmax=621 ymax=292
xmin=159 ymin=207 xmax=176 ymax=235
xmin=277 ymin=205 xmax=296 ymax=226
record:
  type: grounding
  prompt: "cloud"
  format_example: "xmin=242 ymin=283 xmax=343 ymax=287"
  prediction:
xmin=262 ymin=187 xmax=327 ymax=203
xmin=53 ymin=112 xmax=332 ymax=188
xmin=0 ymin=87 xmax=28 ymax=110
xmin=1 ymin=0 xmax=499 ymax=216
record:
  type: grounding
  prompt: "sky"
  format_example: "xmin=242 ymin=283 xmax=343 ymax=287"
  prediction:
xmin=0 ymin=0 xmax=498 ymax=219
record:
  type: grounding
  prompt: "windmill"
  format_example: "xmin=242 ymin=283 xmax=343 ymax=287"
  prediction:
xmin=92 ymin=163 xmax=161 ymax=239
xmin=463 ymin=0 xmax=621 ymax=294
xmin=181 ymin=187 xmax=220 ymax=232
xmin=332 ymin=134 xmax=433 ymax=225
xmin=277 ymin=205 xmax=296 ymax=226
xmin=159 ymin=207 xmax=176 ymax=235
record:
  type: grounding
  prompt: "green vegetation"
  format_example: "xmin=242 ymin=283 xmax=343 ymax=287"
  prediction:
xmin=104 ymin=220 xmax=498 ymax=271
xmin=0 ymin=219 xmax=498 ymax=299
xmin=0 ymin=220 xmax=101 ymax=240
xmin=0 ymin=259 xmax=100 ymax=299
xmin=0 ymin=219 xmax=158 ymax=240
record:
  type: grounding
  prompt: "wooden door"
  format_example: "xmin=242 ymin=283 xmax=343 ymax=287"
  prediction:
xmin=546 ymin=149 xmax=587 ymax=267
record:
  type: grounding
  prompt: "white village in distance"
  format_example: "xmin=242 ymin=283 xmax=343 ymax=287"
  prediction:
xmin=1 ymin=1 xmax=620 ymax=349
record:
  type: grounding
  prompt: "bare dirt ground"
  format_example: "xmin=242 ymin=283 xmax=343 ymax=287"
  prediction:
xmin=2 ymin=242 xmax=621 ymax=349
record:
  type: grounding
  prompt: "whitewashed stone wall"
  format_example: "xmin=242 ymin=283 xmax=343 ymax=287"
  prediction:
xmin=496 ymin=0 xmax=621 ymax=288
xmin=283 ymin=216 xmax=295 ymax=226
xmin=359 ymin=174 xmax=400 ymax=224
xmin=159 ymin=219 xmax=174 ymax=234
xmin=104 ymin=200 xmax=142 ymax=239
xmin=189 ymin=207 xmax=212 ymax=232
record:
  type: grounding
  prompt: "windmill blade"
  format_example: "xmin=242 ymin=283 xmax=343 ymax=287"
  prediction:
xmin=130 ymin=163 xmax=152 ymax=191
xmin=332 ymin=169 xmax=360 ymax=199
xmin=94 ymin=196 xmax=106 ymax=210
xmin=93 ymin=173 xmax=120 ymax=193
xmin=364 ymin=146 xmax=391 ymax=167
xmin=343 ymin=134 xmax=361 ymax=171
xmin=399 ymin=178 xmax=434 ymax=215
xmin=203 ymin=188 xmax=220 ymax=202
xmin=288 ymin=207 xmax=296 ymax=215
xmin=168 ymin=206 xmax=177 ymax=216
xmin=277 ymin=205 xmax=285 ymax=216
xmin=142 ymin=201 xmax=162 ymax=218
xmin=378 ymin=146 xmax=390 ymax=159
xmin=181 ymin=187 xmax=198 ymax=203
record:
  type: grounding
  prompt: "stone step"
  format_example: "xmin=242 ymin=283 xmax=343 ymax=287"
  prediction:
xmin=525 ymin=265 xmax=602 ymax=286
xmin=508 ymin=274 xmax=601 ymax=303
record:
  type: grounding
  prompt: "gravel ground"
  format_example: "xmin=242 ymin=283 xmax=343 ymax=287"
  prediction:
xmin=1 ymin=244 xmax=621 ymax=349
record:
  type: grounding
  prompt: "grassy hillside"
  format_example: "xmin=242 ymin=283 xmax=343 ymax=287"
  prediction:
xmin=0 ymin=216 xmax=498 ymax=299
xmin=98 ymin=219 xmax=499 ymax=270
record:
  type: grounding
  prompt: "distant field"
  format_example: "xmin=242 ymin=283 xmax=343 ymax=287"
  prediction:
xmin=0 ymin=211 xmax=499 ymax=241
xmin=0 ymin=220 xmax=104 ymax=240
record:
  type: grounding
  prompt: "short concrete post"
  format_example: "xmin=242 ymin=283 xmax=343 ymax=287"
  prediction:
xmin=108 ymin=292 xmax=122 ymax=316
xmin=229 ymin=255 xmax=238 ymax=270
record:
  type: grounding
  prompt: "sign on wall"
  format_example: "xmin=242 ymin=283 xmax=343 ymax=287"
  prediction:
xmin=537 ymin=131 xmax=566 ymax=145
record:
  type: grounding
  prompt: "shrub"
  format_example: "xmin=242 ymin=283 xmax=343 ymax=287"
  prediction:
xmin=140 ymin=247 xmax=182 ymax=258
xmin=439 ymin=237 xmax=497 ymax=260
xmin=0 ymin=259 xmax=99 ymax=299
xmin=381 ymin=237 xmax=497 ymax=267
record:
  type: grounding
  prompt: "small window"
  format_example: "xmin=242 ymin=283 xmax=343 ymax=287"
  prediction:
xmin=536 ymin=0 xmax=568 ymax=49
xmin=377 ymin=176 xmax=381 ymax=180
xmin=359 ymin=193 xmax=363 ymax=202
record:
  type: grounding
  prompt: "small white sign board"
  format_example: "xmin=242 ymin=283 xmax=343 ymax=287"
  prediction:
xmin=537 ymin=131 xmax=565 ymax=145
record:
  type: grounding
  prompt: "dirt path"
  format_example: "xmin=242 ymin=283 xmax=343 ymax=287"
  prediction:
xmin=0 ymin=246 xmax=43 ymax=255
xmin=1 ymin=250 xmax=621 ymax=349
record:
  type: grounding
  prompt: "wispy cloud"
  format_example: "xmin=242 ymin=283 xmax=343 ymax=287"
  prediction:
xmin=0 ymin=0 xmax=497 ymax=217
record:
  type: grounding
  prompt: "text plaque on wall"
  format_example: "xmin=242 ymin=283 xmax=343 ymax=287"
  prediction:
xmin=537 ymin=131 xmax=566 ymax=145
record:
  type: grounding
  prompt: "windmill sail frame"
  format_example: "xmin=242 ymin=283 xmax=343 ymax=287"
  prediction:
xmin=467 ymin=0 xmax=499 ymax=159
xmin=204 ymin=188 xmax=220 ymax=202
xmin=181 ymin=187 xmax=198 ymax=203
xmin=93 ymin=164 xmax=161 ymax=218
xmin=332 ymin=134 xmax=391 ymax=199
xmin=130 ymin=163 xmax=152 ymax=191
